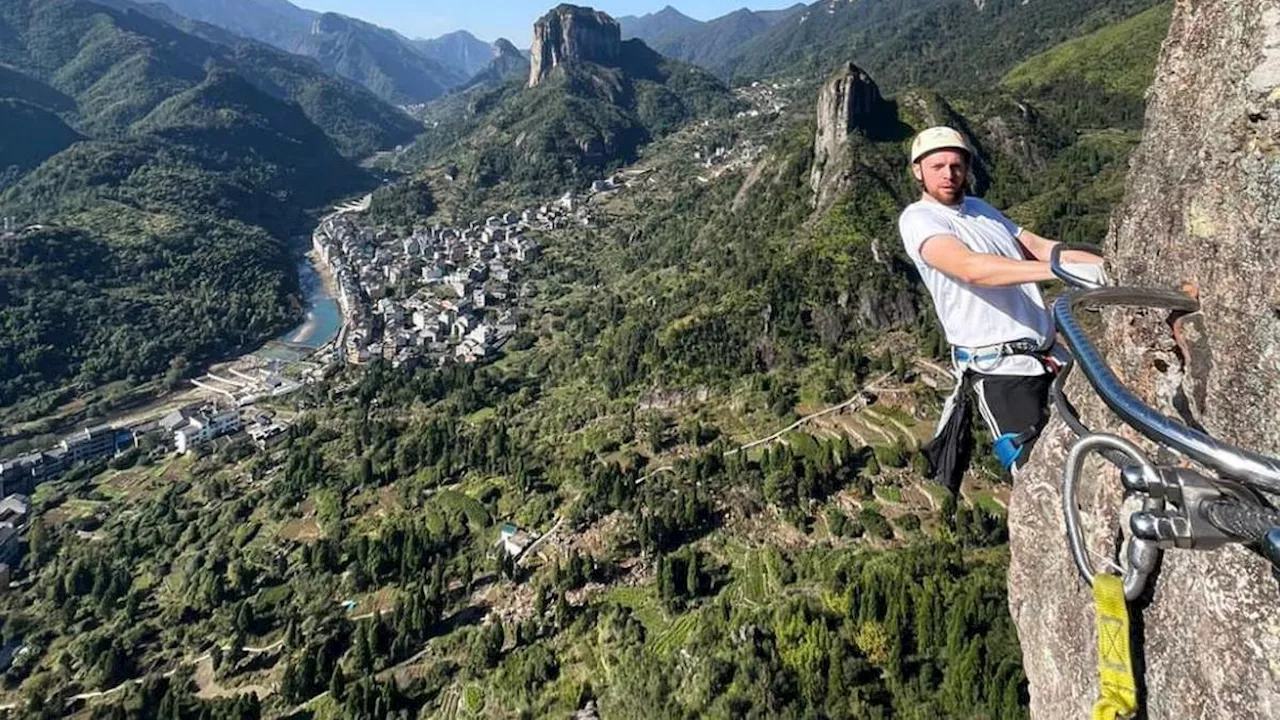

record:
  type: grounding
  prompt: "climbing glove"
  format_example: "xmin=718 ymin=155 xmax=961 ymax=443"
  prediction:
xmin=1061 ymin=262 xmax=1110 ymax=289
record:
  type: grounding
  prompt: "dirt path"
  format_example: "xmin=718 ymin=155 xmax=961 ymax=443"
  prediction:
xmin=518 ymin=516 xmax=565 ymax=567
xmin=193 ymin=656 xmax=273 ymax=701
xmin=726 ymin=372 xmax=890 ymax=456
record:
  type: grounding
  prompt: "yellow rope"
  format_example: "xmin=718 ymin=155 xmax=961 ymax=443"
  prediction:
xmin=1092 ymin=574 xmax=1138 ymax=720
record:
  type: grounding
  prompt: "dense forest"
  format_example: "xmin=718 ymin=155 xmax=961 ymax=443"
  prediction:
xmin=3 ymin=353 xmax=1020 ymax=718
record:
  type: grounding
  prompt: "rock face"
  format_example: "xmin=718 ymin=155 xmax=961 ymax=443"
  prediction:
xmin=810 ymin=62 xmax=884 ymax=208
xmin=528 ymin=4 xmax=622 ymax=87
xmin=463 ymin=38 xmax=530 ymax=90
xmin=1008 ymin=2 xmax=1280 ymax=718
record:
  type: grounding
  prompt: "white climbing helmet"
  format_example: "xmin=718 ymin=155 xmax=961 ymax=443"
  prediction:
xmin=910 ymin=126 xmax=972 ymax=164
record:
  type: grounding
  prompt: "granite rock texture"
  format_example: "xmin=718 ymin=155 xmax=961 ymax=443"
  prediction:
xmin=1008 ymin=2 xmax=1280 ymax=717
xmin=810 ymin=62 xmax=884 ymax=209
xmin=528 ymin=4 xmax=622 ymax=87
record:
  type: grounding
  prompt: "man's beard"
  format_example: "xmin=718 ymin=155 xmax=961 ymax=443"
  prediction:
xmin=926 ymin=183 xmax=963 ymax=205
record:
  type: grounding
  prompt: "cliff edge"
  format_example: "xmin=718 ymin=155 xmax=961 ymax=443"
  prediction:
xmin=1008 ymin=1 xmax=1280 ymax=717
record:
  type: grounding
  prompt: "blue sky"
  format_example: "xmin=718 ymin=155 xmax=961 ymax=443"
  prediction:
xmin=293 ymin=1 xmax=804 ymax=43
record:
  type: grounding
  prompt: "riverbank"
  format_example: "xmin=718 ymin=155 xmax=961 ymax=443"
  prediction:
xmin=278 ymin=247 xmax=343 ymax=349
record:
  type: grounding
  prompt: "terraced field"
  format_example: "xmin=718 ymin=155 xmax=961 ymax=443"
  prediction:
xmin=651 ymin=612 xmax=698 ymax=656
xmin=434 ymin=489 xmax=493 ymax=530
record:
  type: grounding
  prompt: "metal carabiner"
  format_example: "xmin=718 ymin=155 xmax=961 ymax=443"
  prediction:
xmin=1063 ymin=433 xmax=1164 ymax=601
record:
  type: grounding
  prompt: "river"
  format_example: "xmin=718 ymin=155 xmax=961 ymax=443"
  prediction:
xmin=278 ymin=254 xmax=342 ymax=348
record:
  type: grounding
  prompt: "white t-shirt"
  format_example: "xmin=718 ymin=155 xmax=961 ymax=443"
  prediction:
xmin=899 ymin=196 xmax=1054 ymax=376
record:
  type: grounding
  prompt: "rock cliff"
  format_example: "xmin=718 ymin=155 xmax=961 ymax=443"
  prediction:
xmin=463 ymin=38 xmax=531 ymax=90
xmin=809 ymin=62 xmax=885 ymax=208
xmin=528 ymin=4 xmax=622 ymax=87
xmin=1008 ymin=1 xmax=1280 ymax=717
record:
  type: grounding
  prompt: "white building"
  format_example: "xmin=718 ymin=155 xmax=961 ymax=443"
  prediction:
xmin=175 ymin=405 xmax=242 ymax=454
xmin=497 ymin=523 xmax=536 ymax=557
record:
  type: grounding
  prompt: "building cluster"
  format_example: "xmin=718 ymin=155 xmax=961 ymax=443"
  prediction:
xmin=695 ymin=139 xmax=766 ymax=184
xmin=0 ymin=426 xmax=134 ymax=496
xmin=159 ymin=403 xmax=244 ymax=455
xmin=0 ymin=402 xmax=287 ymax=499
xmin=0 ymin=492 xmax=29 ymax=569
xmin=497 ymin=522 xmax=537 ymax=558
xmin=189 ymin=365 xmax=303 ymax=407
xmin=733 ymin=79 xmax=798 ymax=119
xmin=313 ymin=201 xmax=575 ymax=368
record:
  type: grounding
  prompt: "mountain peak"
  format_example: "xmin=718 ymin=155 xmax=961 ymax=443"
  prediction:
xmin=493 ymin=38 xmax=521 ymax=57
xmin=528 ymin=4 xmax=622 ymax=87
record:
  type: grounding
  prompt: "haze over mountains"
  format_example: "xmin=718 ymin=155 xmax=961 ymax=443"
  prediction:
xmin=618 ymin=3 xmax=806 ymax=69
xmin=148 ymin=0 xmax=510 ymax=104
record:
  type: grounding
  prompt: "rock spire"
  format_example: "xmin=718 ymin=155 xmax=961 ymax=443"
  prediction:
xmin=528 ymin=4 xmax=622 ymax=87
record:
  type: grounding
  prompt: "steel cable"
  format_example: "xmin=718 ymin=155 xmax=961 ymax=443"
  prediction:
xmin=1201 ymin=499 xmax=1280 ymax=544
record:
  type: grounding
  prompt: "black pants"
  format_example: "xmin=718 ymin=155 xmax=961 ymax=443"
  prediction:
xmin=924 ymin=370 xmax=1053 ymax=492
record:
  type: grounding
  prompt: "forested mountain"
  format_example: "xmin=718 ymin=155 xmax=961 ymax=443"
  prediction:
xmin=618 ymin=5 xmax=703 ymax=43
xmin=411 ymin=5 xmax=736 ymax=197
xmin=1001 ymin=2 xmax=1171 ymax=128
xmin=0 ymin=65 xmax=82 ymax=187
xmin=716 ymin=0 xmax=1166 ymax=89
xmin=412 ymin=30 xmax=495 ymax=80
xmin=152 ymin=0 xmax=473 ymax=104
xmin=0 ymin=0 xmax=409 ymax=417
xmin=149 ymin=0 xmax=317 ymax=50
xmin=291 ymin=13 xmax=467 ymax=105
xmin=460 ymin=38 xmax=531 ymax=91
xmin=619 ymin=3 xmax=806 ymax=71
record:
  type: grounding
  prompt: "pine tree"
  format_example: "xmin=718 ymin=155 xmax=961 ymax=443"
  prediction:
xmin=685 ymin=551 xmax=701 ymax=598
xmin=329 ymin=666 xmax=346 ymax=702
xmin=235 ymin=602 xmax=254 ymax=634
xmin=354 ymin=622 xmax=375 ymax=675
xmin=284 ymin=617 xmax=301 ymax=649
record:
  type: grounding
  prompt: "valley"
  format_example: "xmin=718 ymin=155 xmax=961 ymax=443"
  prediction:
xmin=0 ymin=1 xmax=1177 ymax=718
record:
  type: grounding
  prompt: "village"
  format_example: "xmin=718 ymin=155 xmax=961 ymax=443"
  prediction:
xmin=310 ymin=186 xmax=617 ymax=369
xmin=0 ymin=178 xmax=633 ymax=586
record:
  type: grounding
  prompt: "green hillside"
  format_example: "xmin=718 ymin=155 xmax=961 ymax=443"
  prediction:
xmin=1003 ymin=3 xmax=1171 ymax=97
xmin=996 ymin=4 xmax=1170 ymax=240
xmin=0 ymin=98 xmax=82 ymax=185
xmin=89 ymin=0 xmax=423 ymax=157
xmin=719 ymin=0 xmax=1165 ymax=92
xmin=0 ymin=0 xmax=390 ymax=417
xmin=0 ymin=63 xmax=76 ymax=112
xmin=414 ymin=39 xmax=735 ymax=197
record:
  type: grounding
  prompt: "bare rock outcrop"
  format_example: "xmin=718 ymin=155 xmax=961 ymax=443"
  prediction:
xmin=809 ymin=62 xmax=884 ymax=209
xmin=528 ymin=4 xmax=622 ymax=87
xmin=1008 ymin=2 xmax=1280 ymax=718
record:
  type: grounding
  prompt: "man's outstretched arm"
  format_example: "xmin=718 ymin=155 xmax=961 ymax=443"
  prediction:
xmin=1016 ymin=229 xmax=1104 ymax=264
xmin=920 ymin=234 xmax=1056 ymax=287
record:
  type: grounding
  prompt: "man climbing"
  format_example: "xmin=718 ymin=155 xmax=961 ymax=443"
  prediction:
xmin=898 ymin=126 xmax=1105 ymax=492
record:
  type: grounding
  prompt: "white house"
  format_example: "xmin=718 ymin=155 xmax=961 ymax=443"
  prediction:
xmin=497 ymin=523 xmax=536 ymax=557
xmin=175 ymin=405 xmax=242 ymax=454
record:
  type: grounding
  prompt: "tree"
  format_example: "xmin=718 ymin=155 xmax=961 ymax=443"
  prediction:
xmin=221 ymin=631 xmax=245 ymax=675
xmin=329 ymin=666 xmax=346 ymax=702
xmin=235 ymin=602 xmax=254 ymax=634
xmin=353 ymin=622 xmax=374 ymax=675
xmin=28 ymin=519 xmax=51 ymax=565
xmin=685 ymin=551 xmax=701 ymax=598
